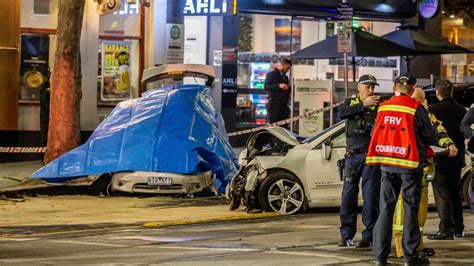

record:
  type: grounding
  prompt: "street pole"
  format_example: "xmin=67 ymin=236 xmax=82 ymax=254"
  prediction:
xmin=330 ymin=79 xmax=334 ymax=126
xmin=290 ymin=17 xmax=294 ymax=132
xmin=342 ymin=0 xmax=349 ymax=98
xmin=344 ymin=51 xmax=349 ymax=98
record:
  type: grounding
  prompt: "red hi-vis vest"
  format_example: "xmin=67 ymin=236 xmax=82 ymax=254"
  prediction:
xmin=366 ymin=95 xmax=421 ymax=169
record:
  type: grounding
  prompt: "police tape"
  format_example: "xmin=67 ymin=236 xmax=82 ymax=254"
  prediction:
xmin=0 ymin=101 xmax=344 ymax=153
xmin=0 ymin=147 xmax=47 ymax=153
xmin=227 ymin=101 xmax=344 ymax=137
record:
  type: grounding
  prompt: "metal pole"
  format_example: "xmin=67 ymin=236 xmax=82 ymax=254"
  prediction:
xmin=291 ymin=78 xmax=295 ymax=132
xmin=351 ymin=57 xmax=356 ymax=81
xmin=342 ymin=0 xmax=349 ymax=98
xmin=290 ymin=17 xmax=294 ymax=132
xmin=330 ymin=79 xmax=335 ymax=126
xmin=344 ymin=52 xmax=349 ymax=98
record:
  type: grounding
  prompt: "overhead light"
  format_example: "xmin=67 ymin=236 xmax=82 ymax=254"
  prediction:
xmin=263 ymin=0 xmax=284 ymax=4
xmin=441 ymin=10 xmax=446 ymax=14
xmin=374 ymin=4 xmax=394 ymax=13
xmin=450 ymin=14 xmax=455 ymax=18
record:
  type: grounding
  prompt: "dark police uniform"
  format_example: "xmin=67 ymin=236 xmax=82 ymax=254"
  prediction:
xmin=429 ymin=97 xmax=467 ymax=238
xmin=264 ymin=69 xmax=290 ymax=124
xmin=338 ymin=94 xmax=381 ymax=246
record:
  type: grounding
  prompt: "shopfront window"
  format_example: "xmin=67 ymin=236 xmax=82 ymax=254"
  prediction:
xmin=442 ymin=16 xmax=474 ymax=83
xmin=234 ymin=14 xmax=400 ymax=136
xmin=98 ymin=4 xmax=141 ymax=105
xmin=20 ymin=32 xmax=55 ymax=101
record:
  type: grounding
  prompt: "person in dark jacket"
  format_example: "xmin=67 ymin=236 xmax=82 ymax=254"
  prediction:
xmin=460 ymin=107 xmax=474 ymax=154
xmin=264 ymin=58 xmax=292 ymax=124
xmin=337 ymin=74 xmax=381 ymax=248
xmin=460 ymin=107 xmax=474 ymax=213
xmin=39 ymin=69 xmax=51 ymax=147
xmin=370 ymin=75 xmax=438 ymax=265
xmin=428 ymin=79 xmax=467 ymax=240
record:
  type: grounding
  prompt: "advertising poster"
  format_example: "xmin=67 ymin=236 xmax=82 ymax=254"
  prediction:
xmin=275 ymin=19 xmax=301 ymax=52
xmin=101 ymin=40 xmax=132 ymax=101
xmin=20 ymin=34 xmax=50 ymax=100
xmin=165 ymin=23 xmax=184 ymax=64
xmin=294 ymin=80 xmax=332 ymax=137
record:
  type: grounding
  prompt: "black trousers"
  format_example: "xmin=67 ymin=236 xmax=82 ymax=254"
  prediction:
xmin=268 ymin=100 xmax=289 ymax=124
xmin=373 ymin=171 xmax=422 ymax=263
xmin=339 ymin=152 xmax=381 ymax=241
xmin=432 ymin=167 xmax=464 ymax=234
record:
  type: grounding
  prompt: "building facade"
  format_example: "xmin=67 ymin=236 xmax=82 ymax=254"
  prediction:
xmin=0 ymin=0 xmax=471 ymax=151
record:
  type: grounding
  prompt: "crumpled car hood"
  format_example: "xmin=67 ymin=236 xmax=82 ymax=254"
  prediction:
xmin=247 ymin=126 xmax=301 ymax=148
xmin=32 ymin=84 xmax=239 ymax=193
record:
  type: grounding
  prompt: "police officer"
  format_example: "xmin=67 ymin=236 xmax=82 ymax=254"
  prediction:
xmin=337 ymin=74 xmax=382 ymax=248
xmin=264 ymin=58 xmax=292 ymax=124
xmin=367 ymin=74 xmax=438 ymax=265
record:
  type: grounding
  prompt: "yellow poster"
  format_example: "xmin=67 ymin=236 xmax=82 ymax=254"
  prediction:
xmin=101 ymin=41 xmax=132 ymax=101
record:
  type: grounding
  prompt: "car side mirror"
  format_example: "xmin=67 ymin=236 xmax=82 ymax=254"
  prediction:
xmin=322 ymin=139 xmax=333 ymax=160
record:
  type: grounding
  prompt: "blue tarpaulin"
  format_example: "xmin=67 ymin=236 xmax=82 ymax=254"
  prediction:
xmin=32 ymin=85 xmax=239 ymax=192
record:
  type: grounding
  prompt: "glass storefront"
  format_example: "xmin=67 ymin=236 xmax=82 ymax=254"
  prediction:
xmin=19 ymin=32 xmax=55 ymax=101
xmin=234 ymin=14 xmax=400 ymax=132
xmin=98 ymin=3 xmax=141 ymax=105
xmin=442 ymin=16 xmax=474 ymax=83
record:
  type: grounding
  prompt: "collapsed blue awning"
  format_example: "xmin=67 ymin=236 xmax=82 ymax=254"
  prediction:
xmin=32 ymin=85 xmax=239 ymax=193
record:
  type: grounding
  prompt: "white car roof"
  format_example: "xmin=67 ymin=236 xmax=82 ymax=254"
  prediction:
xmin=141 ymin=64 xmax=216 ymax=83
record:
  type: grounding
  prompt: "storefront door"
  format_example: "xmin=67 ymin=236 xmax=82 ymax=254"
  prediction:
xmin=0 ymin=0 xmax=21 ymax=130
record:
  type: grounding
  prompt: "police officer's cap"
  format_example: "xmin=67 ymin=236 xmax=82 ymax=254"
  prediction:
xmin=395 ymin=73 xmax=417 ymax=85
xmin=358 ymin=74 xmax=379 ymax=86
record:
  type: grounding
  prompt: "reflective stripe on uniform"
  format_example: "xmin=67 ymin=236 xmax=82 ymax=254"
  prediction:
xmin=393 ymin=195 xmax=403 ymax=231
xmin=438 ymin=137 xmax=452 ymax=147
xmin=350 ymin=97 xmax=360 ymax=106
xmin=366 ymin=156 xmax=419 ymax=169
xmin=378 ymin=105 xmax=417 ymax=115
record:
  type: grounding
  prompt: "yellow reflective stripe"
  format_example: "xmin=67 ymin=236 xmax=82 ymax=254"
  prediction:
xmin=366 ymin=156 xmax=419 ymax=169
xmin=438 ymin=137 xmax=452 ymax=147
xmin=422 ymin=166 xmax=430 ymax=185
xmin=393 ymin=225 xmax=424 ymax=232
xmin=395 ymin=195 xmax=403 ymax=227
xmin=350 ymin=97 xmax=360 ymax=106
xmin=393 ymin=224 xmax=404 ymax=231
xmin=378 ymin=105 xmax=416 ymax=115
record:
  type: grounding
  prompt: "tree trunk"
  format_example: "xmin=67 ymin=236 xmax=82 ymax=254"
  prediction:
xmin=44 ymin=0 xmax=85 ymax=164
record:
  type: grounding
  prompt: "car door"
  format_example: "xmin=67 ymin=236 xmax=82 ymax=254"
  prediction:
xmin=304 ymin=128 xmax=346 ymax=204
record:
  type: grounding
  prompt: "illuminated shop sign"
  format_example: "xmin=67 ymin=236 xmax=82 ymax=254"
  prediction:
xmin=182 ymin=0 xmax=237 ymax=16
xmin=419 ymin=0 xmax=439 ymax=19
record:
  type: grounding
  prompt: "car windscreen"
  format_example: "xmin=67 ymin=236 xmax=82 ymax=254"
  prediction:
xmin=301 ymin=120 xmax=346 ymax=144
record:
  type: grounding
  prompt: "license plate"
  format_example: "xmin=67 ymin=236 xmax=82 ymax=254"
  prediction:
xmin=147 ymin=176 xmax=172 ymax=186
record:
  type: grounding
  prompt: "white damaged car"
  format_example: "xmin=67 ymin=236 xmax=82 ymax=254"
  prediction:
xmin=227 ymin=122 xmax=473 ymax=214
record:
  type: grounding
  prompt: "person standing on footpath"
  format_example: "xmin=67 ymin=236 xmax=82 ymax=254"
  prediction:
xmin=367 ymin=74 xmax=437 ymax=265
xmin=337 ymin=74 xmax=382 ymax=248
xmin=40 ymin=68 xmax=51 ymax=148
xmin=460 ymin=106 xmax=474 ymax=154
xmin=264 ymin=58 xmax=292 ymax=124
xmin=427 ymin=79 xmax=467 ymax=240
xmin=460 ymin=106 xmax=474 ymax=212
xmin=392 ymin=86 xmax=458 ymax=259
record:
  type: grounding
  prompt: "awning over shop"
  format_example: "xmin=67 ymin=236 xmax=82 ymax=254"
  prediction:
xmin=237 ymin=0 xmax=416 ymax=20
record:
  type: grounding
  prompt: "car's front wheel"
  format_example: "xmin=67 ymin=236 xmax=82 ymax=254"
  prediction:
xmin=258 ymin=171 xmax=306 ymax=215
